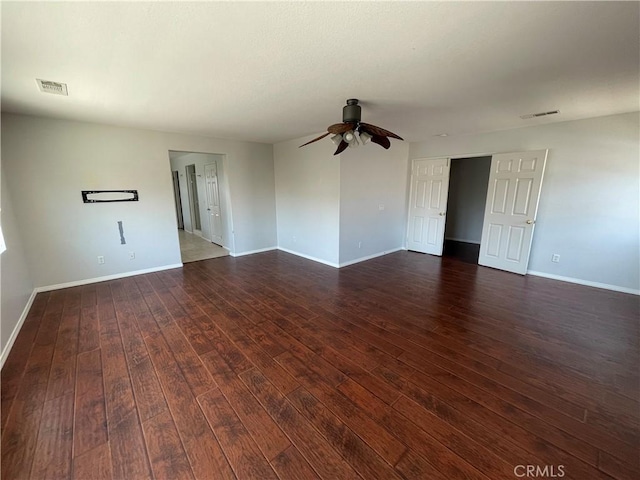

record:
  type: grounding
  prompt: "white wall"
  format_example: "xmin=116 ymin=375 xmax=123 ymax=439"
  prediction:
xmin=1 ymin=170 xmax=35 ymax=359
xmin=169 ymin=152 xmax=231 ymax=248
xmin=410 ymin=112 xmax=640 ymax=291
xmin=274 ymin=135 xmax=341 ymax=266
xmin=444 ymin=156 xmax=491 ymax=244
xmin=1 ymin=113 xmax=277 ymax=288
xmin=339 ymin=143 xmax=409 ymax=265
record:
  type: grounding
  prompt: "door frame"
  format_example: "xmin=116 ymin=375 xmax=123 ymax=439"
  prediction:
xmin=171 ymin=170 xmax=184 ymax=230
xmin=406 ymin=149 xmax=546 ymax=274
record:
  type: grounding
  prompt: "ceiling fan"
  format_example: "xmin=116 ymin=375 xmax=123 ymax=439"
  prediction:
xmin=299 ymin=99 xmax=403 ymax=155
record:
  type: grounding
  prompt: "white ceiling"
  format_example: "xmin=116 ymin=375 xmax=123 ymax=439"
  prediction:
xmin=2 ymin=1 xmax=638 ymax=144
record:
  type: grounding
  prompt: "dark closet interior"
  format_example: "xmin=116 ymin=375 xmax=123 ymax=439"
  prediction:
xmin=443 ymin=156 xmax=491 ymax=263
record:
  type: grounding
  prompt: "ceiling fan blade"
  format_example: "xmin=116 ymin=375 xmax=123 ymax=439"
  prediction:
xmin=359 ymin=122 xmax=404 ymax=141
xmin=370 ymin=135 xmax=391 ymax=149
xmin=299 ymin=132 xmax=330 ymax=148
xmin=328 ymin=123 xmax=356 ymax=134
xmin=333 ymin=140 xmax=349 ymax=155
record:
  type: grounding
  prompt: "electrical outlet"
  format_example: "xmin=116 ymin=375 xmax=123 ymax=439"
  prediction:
xmin=551 ymin=254 xmax=560 ymax=263
xmin=97 ymin=255 xmax=105 ymax=265
xmin=292 ymin=236 xmax=297 ymax=243
xmin=129 ymin=251 xmax=135 ymax=260
xmin=378 ymin=204 xmax=385 ymax=211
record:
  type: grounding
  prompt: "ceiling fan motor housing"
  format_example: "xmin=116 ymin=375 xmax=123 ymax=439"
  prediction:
xmin=343 ymin=99 xmax=361 ymax=124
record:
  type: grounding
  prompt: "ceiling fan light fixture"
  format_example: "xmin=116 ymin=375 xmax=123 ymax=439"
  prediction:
xmin=343 ymin=131 xmax=356 ymax=143
xmin=298 ymin=99 xmax=403 ymax=155
xmin=359 ymin=131 xmax=372 ymax=144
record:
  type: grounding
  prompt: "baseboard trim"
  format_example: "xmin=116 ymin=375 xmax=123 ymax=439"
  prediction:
xmin=35 ymin=263 xmax=184 ymax=293
xmin=276 ymin=247 xmax=405 ymax=269
xmin=230 ymin=246 xmax=277 ymax=258
xmin=339 ymin=248 xmax=404 ymax=268
xmin=0 ymin=289 xmax=37 ymax=370
xmin=276 ymin=247 xmax=340 ymax=268
xmin=526 ymin=270 xmax=639 ymax=295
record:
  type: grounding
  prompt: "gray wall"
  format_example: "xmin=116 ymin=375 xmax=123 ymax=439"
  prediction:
xmin=444 ymin=156 xmax=491 ymax=244
xmin=1 ymin=171 xmax=34 ymax=358
xmin=274 ymin=134 xmax=341 ymax=266
xmin=410 ymin=112 xmax=640 ymax=291
xmin=274 ymin=133 xmax=410 ymax=267
xmin=1 ymin=113 xmax=277 ymax=290
xmin=339 ymin=142 xmax=409 ymax=265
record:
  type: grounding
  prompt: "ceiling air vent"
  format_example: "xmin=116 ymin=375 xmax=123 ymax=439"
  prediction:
xmin=36 ymin=79 xmax=68 ymax=96
xmin=520 ymin=110 xmax=559 ymax=119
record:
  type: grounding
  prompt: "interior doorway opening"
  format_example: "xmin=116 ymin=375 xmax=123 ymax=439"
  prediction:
xmin=168 ymin=151 xmax=232 ymax=263
xmin=443 ymin=156 xmax=491 ymax=264
xmin=407 ymin=150 xmax=548 ymax=275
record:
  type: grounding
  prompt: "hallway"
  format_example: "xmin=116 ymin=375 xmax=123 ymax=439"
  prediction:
xmin=178 ymin=230 xmax=228 ymax=263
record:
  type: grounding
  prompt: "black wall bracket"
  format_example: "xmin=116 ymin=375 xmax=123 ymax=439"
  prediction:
xmin=82 ymin=190 xmax=139 ymax=203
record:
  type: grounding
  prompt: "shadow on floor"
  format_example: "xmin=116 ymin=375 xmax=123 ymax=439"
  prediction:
xmin=443 ymin=239 xmax=480 ymax=264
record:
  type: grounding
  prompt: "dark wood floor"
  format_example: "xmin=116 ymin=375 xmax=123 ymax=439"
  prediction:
xmin=2 ymin=250 xmax=638 ymax=480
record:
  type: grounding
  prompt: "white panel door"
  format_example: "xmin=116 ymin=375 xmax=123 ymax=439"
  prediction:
xmin=407 ymin=158 xmax=450 ymax=255
xmin=479 ymin=150 xmax=548 ymax=274
xmin=204 ymin=163 xmax=223 ymax=246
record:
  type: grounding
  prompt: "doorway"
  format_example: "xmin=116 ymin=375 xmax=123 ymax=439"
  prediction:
xmin=407 ymin=150 xmax=548 ymax=274
xmin=443 ymin=156 xmax=491 ymax=264
xmin=168 ymin=151 xmax=232 ymax=263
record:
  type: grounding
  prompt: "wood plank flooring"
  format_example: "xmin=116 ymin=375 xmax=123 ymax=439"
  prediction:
xmin=2 ymin=250 xmax=638 ymax=480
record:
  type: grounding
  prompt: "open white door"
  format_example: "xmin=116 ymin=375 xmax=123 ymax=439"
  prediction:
xmin=204 ymin=163 xmax=223 ymax=246
xmin=407 ymin=158 xmax=450 ymax=255
xmin=479 ymin=150 xmax=548 ymax=274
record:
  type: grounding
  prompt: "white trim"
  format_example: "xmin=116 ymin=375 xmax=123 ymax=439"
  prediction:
xmin=339 ymin=248 xmax=404 ymax=268
xmin=276 ymin=247 xmax=404 ymax=269
xmin=1 ymin=289 xmax=37 ymax=369
xmin=35 ymin=264 xmax=184 ymax=293
xmin=230 ymin=246 xmax=277 ymax=258
xmin=276 ymin=247 xmax=340 ymax=268
xmin=445 ymin=237 xmax=481 ymax=245
xmin=527 ymin=270 xmax=640 ymax=295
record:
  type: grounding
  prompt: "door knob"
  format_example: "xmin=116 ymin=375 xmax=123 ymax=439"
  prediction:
xmin=439 ymin=212 xmax=446 ymax=216
xmin=526 ymin=219 xmax=534 ymax=224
